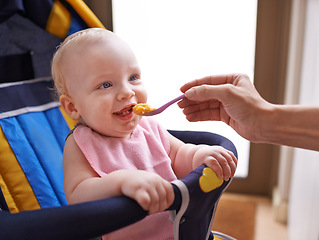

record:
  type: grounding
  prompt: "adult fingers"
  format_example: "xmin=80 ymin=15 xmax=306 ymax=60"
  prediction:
xmin=184 ymin=84 xmax=231 ymax=103
xmin=180 ymin=74 xmax=239 ymax=93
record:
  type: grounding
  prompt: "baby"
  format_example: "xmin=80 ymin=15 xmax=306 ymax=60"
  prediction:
xmin=51 ymin=28 xmax=237 ymax=239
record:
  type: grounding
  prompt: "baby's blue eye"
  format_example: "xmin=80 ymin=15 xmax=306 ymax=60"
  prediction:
xmin=129 ymin=75 xmax=139 ymax=82
xmin=100 ymin=82 xmax=112 ymax=89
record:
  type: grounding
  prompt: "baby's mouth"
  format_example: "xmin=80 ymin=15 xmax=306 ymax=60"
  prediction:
xmin=113 ymin=104 xmax=135 ymax=117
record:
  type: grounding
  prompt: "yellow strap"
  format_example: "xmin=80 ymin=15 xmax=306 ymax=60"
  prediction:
xmin=214 ymin=237 xmax=224 ymax=240
xmin=0 ymin=173 xmax=17 ymax=212
xmin=0 ymin=127 xmax=40 ymax=212
xmin=59 ymin=107 xmax=78 ymax=129
xmin=66 ymin=0 xmax=105 ymax=29
xmin=46 ymin=0 xmax=72 ymax=38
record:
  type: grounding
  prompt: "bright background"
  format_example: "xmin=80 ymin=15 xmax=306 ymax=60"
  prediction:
xmin=112 ymin=0 xmax=258 ymax=177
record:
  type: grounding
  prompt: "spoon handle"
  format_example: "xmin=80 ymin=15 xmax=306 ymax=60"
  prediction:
xmin=144 ymin=94 xmax=185 ymax=116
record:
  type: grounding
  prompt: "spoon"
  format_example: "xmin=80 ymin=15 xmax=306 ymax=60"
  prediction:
xmin=134 ymin=94 xmax=185 ymax=116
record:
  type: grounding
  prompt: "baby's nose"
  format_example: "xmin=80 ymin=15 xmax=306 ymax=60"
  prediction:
xmin=117 ymin=87 xmax=135 ymax=100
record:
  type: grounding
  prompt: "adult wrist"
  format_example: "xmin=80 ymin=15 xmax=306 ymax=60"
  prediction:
xmin=253 ymin=103 xmax=278 ymax=144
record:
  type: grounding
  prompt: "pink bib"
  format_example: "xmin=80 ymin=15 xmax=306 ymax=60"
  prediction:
xmin=73 ymin=117 xmax=176 ymax=239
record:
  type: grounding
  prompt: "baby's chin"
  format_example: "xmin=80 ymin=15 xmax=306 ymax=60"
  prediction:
xmin=101 ymin=122 xmax=140 ymax=139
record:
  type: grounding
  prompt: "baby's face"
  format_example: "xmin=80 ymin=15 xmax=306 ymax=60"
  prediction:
xmin=62 ymin=34 xmax=147 ymax=139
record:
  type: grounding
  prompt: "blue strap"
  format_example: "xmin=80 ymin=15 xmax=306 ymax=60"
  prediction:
xmin=45 ymin=108 xmax=70 ymax=151
xmin=16 ymin=110 xmax=69 ymax=206
xmin=0 ymin=110 xmax=68 ymax=207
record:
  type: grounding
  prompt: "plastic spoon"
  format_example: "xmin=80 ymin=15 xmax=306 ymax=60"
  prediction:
xmin=134 ymin=94 xmax=185 ymax=116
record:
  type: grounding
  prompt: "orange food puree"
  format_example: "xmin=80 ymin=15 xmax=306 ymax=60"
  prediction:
xmin=133 ymin=103 xmax=156 ymax=115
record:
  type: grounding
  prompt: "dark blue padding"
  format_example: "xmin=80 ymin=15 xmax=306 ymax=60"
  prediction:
xmin=169 ymin=130 xmax=238 ymax=158
xmin=0 ymin=196 xmax=148 ymax=240
xmin=0 ymin=0 xmax=52 ymax=28
xmin=171 ymin=164 xmax=231 ymax=240
xmin=0 ymin=52 xmax=34 ymax=83
xmin=0 ymin=79 xmax=56 ymax=114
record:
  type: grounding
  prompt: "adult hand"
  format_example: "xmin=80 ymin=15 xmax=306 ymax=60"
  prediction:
xmin=178 ymin=74 xmax=271 ymax=143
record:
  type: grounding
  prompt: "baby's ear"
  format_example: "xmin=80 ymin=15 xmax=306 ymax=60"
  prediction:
xmin=60 ymin=95 xmax=81 ymax=120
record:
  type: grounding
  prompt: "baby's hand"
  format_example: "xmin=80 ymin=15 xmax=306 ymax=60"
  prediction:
xmin=193 ymin=146 xmax=237 ymax=181
xmin=120 ymin=170 xmax=174 ymax=214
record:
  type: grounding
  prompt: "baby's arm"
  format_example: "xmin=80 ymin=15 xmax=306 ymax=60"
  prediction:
xmin=169 ymin=134 xmax=237 ymax=180
xmin=63 ymin=135 xmax=174 ymax=214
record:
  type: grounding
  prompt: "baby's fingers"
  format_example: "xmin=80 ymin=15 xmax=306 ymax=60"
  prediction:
xmin=162 ymin=181 xmax=174 ymax=210
xmin=150 ymin=181 xmax=174 ymax=214
xmin=136 ymin=188 xmax=162 ymax=214
xmin=136 ymin=181 xmax=174 ymax=215
xmin=226 ymin=150 xmax=238 ymax=177
xmin=217 ymin=155 xmax=232 ymax=181
xmin=205 ymin=154 xmax=236 ymax=181
xmin=135 ymin=189 xmax=152 ymax=212
xmin=204 ymin=156 xmax=227 ymax=180
xmin=218 ymin=151 xmax=238 ymax=180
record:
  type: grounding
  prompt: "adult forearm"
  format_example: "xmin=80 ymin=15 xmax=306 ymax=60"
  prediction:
xmin=258 ymin=104 xmax=319 ymax=151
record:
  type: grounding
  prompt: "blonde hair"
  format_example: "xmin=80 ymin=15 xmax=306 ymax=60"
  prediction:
xmin=51 ymin=28 xmax=111 ymax=98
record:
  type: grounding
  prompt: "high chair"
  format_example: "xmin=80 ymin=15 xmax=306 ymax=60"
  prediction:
xmin=0 ymin=78 xmax=237 ymax=240
xmin=0 ymin=1 xmax=238 ymax=239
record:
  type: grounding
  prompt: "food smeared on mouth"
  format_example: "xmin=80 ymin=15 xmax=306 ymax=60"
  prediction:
xmin=133 ymin=103 xmax=156 ymax=115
